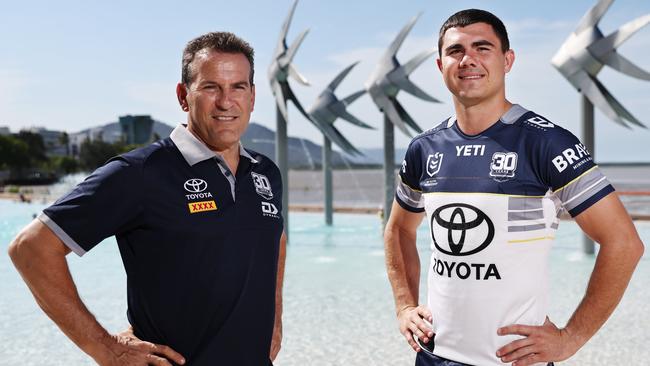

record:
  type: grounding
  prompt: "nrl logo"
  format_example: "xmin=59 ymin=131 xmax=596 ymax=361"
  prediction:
xmin=426 ymin=153 xmax=444 ymax=177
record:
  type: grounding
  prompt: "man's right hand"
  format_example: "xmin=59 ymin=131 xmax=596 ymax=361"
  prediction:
xmin=94 ymin=327 xmax=186 ymax=366
xmin=397 ymin=305 xmax=434 ymax=352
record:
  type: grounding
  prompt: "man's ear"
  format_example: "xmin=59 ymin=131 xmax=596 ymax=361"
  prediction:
xmin=176 ymin=83 xmax=189 ymax=112
xmin=504 ymin=49 xmax=515 ymax=74
xmin=250 ymin=84 xmax=256 ymax=112
xmin=436 ymin=58 xmax=443 ymax=72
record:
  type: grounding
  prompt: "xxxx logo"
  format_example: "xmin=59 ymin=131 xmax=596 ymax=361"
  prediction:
xmin=188 ymin=200 xmax=217 ymax=214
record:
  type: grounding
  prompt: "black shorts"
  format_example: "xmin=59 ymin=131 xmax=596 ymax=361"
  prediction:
xmin=415 ymin=351 xmax=554 ymax=366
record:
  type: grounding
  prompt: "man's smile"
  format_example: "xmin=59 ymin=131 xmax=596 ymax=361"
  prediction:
xmin=458 ymin=72 xmax=485 ymax=80
xmin=212 ymin=115 xmax=238 ymax=121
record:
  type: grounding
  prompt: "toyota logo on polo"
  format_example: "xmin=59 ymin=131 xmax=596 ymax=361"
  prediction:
xmin=184 ymin=178 xmax=208 ymax=193
xmin=430 ymin=203 xmax=494 ymax=256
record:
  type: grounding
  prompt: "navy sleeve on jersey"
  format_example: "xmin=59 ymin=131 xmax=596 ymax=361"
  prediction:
xmin=540 ymin=127 xmax=614 ymax=217
xmin=269 ymin=159 xmax=285 ymax=227
xmin=395 ymin=140 xmax=425 ymax=213
xmin=39 ymin=158 xmax=144 ymax=256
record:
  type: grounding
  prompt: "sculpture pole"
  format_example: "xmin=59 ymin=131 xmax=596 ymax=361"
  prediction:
xmin=383 ymin=116 xmax=395 ymax=221
xmin=269 ymin=0 xmax=312 ymax=240
xmin=276 ymin=105 xmax=289 ymax=238
xmin=323 ymin=136 xmax=333 ymax=225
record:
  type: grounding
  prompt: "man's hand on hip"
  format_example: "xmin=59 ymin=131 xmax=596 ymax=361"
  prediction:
xmin=95 ymin=326 xmax=186 ymax=366
xmin=397 ymin=305 xmax=434 ymax=352
xmin=496 ymin=316 xmax=577 ymax=366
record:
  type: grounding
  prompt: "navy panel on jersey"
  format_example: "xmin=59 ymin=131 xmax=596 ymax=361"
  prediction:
xmin=397 ymin=104 xmax=613 ymax=216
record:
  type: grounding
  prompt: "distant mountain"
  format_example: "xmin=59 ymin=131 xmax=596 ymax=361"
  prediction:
xmin=241 ymin=123 xmax=351 ymax=169
xmin=72 ymin=119 xmax=400 ymax=168
xmin=341 ymin=148 xmax=407 ymax=167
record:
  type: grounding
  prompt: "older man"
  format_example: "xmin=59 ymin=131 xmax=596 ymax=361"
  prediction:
xmin=9 ymin=32 xmax=286 ymax=366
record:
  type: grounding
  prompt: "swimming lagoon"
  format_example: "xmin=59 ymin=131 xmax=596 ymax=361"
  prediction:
xmin=1 ymin=199 xmax=648 ymax=365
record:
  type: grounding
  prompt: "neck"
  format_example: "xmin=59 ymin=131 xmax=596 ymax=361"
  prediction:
xmin=187 ymin=124 xmax=241 ymax=173
xmin=453 ymin=96 xmax=512 ymax=136
xmin=215 ymin=146 xmax=241 ymax=175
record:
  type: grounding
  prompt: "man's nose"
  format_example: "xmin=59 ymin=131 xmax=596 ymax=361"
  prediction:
xmin=459 ymin=53 xmax=477 ymax=68
xmin=216 ymin=90 xmax=234 ymax=110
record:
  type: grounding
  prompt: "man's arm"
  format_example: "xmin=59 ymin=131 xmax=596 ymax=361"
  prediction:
xmin=270 ymin=231 xmax=287 ymax=361
xmin=8 ymin=219 xmax=185 ymax=366
xmin=384 ymin=200 xmax=433 ymax=352
xmin=497 ymin=193 xmax=644 ymax=365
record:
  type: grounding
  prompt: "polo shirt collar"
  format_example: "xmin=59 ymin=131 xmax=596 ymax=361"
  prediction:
xmin=170 ymin=124 xmax=258 ymax=166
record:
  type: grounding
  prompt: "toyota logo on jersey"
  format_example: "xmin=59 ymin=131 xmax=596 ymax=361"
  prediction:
xmin=430 ymin=203 xmax=494 ymax=256
xmin=184 ymin=179 xmax=208 ymax=193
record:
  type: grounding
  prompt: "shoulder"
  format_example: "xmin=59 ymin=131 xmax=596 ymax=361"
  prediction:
xmin=407 ymin=118 xmax=453 ymax=153
xmin=412 ymin=119 xmax=452 ymax=144
xmin=509 ymin=109 xmax=583 ymax=157
xmin=514 ymin=109 xmax=576 ymax=141
xmin=114 ymin=138 xmax=179 ymax=170
xmin=245 ymin=148 xmax=281 ymax=176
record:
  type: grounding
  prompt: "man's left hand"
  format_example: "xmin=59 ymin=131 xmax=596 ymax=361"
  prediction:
xmin=270 ymin=320 xmax=282 ymax=361
xmin=496 ymin=317 xmax=577 ymax=366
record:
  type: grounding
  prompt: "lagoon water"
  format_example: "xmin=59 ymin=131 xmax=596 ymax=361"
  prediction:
xmin=1 ymin=199 xmax=648 ymax=365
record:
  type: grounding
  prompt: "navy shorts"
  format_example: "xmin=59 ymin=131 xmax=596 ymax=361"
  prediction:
xmin=415 ymin=351 xmax=554 ymax=366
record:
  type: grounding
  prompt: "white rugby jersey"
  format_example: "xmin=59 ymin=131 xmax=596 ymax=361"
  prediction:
xmin=395 ymin=104 xmax=613 ymax=366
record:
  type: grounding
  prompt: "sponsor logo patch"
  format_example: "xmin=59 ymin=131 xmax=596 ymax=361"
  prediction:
xmin=262 ymin=202 xmax=280 ymax=218
xmin=185 ymin=192 xmax=213 ymax=201
xmin=455 ymin=144 xmax=485 ymax=157
xmin=552 ymin=143 xmax=591 ymax=173
xmin=430 ymin=203 xmax=494 ymax=256
xmin=525 ymin=116 xmax=555 ymax=129
xmin=489 ymin=152 xmax=518 ymax=181
xmin=426 ymin=153 xmax=444 ymax=177
xmin=252 ymin=172 xmax=274 ymax=200
xmin=430 ymin=203 xmax=500 ymax=280
xmin=188 ymin=200 xmax=217 ymax=214
xmin=184 ymin=179 xmax=208 ymax=193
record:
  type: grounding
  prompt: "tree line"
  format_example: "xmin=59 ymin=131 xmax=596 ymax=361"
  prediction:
xmin=0 ymin=131 xmax=151 ymax=184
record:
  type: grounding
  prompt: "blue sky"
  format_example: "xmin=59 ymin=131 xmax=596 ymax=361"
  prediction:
xmin=1 ymin=0 xmax=649 ymax=162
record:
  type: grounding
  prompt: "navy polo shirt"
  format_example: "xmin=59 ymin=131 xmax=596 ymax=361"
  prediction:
xmin=39 ymin=125 xmax=284 ymax=366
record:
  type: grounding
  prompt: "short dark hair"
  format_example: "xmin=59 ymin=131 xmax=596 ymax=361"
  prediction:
xmin=438 ymin=9 xmax=510 ymax=56
xmin=181 ymin=31 xmax=255 ymax=86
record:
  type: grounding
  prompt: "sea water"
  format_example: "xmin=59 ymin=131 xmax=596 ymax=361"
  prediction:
xmin=1 ymin=199 xmax=648 ymax=365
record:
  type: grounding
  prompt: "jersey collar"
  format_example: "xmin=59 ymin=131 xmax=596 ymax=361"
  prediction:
xmin=170 ymin=124 xmax=259 ymax=166
xmin=446 ymin=104 xmax=529 ymax=128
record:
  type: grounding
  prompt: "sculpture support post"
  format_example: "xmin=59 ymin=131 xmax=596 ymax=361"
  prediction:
xmin=276 ymin=106 xmax=289 ymax=242
xmin=383 ymin=115 xmax=395 ymax=227
xmin=581 ymin=95 xmax=595 ymax=255
xmin=323 ymin=137 xmax=333 ymax=225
